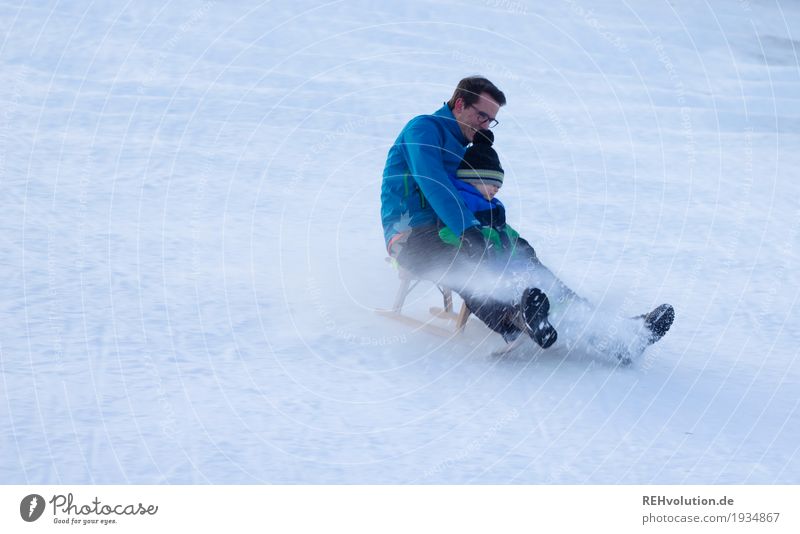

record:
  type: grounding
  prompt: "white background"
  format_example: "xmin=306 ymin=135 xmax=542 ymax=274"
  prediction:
xmin=2 ymin=486 xmax=799 ymax=533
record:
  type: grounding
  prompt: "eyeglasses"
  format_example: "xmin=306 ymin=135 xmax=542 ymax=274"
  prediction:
xmin=467 ymin=104 xmax=499 ymax=128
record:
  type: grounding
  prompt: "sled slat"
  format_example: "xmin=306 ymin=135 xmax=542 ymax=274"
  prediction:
xmin=375 ymin=309 xmax=456 ymax=338
xmin=429 ymin=307 xmax=460 ymax=321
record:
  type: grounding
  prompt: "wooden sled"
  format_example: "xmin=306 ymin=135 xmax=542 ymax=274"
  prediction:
xmin=376 ymin=260 xmax=472 ymax=338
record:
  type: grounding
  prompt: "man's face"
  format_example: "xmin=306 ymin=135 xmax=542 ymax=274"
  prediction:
xmin=453 ymin=92 xmax=500 ymax=142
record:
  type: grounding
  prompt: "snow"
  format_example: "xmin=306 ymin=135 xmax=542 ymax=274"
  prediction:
xmin=1 ymin=0 xmax=799 ymax=484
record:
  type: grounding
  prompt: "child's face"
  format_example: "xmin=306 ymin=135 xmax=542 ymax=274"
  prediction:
xmin=474 ymin=182 xmax=499 ymax=201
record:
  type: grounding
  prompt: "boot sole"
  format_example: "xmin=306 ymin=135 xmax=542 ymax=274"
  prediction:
xmin=522 ymin=288 xmax=558 ymax=349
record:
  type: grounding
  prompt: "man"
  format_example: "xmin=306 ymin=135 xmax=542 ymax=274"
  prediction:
xmin=380 ymin=76 xmax=558 ymax=348
xmin=381 ymin=76 xmax=504 ymax=251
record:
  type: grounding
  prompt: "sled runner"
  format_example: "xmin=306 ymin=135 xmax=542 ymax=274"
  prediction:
xmin=375 ymin=257 xmax=472 ymax=338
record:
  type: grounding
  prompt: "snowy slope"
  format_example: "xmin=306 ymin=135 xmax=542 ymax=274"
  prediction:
xmin=1 ymin=0 xmax=798 ymax=483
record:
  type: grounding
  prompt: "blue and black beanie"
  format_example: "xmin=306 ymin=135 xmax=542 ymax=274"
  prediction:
xmin=456 ymin=129 xmax=504 ymax=188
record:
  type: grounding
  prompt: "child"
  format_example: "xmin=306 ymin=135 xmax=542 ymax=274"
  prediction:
xmin=438 ymin=129 xmax=560 ymax=348
xmin=447 ymin=129 xmax=537 ymax=267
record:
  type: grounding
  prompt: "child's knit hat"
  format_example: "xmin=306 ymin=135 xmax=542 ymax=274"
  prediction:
xmin=456 ymin=129 xmax=504 ymax=188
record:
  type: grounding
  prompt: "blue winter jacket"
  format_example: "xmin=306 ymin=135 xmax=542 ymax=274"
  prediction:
xmin=451 ymin=178 xmax=506 ymax=229
xmin=380 ymin=103 xmax=481 ymax=248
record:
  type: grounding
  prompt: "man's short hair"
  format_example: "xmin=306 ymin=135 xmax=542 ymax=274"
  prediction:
xmin=447 ymin=76 xmax=507 ymax=109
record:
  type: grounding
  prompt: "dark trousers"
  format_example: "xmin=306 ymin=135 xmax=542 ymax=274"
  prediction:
xmin=396 ymin=225 xmax=529 ymax=339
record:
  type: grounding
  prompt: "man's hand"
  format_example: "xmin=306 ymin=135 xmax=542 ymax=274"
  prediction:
xmin=460 ymin=226 xmax=487 ymax=261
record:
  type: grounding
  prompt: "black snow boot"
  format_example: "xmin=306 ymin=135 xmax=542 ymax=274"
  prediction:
xmin=521 ymin=287 xmax=558 ymax=349
xmin=640 ymin=304 xmax=674 ymax=344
